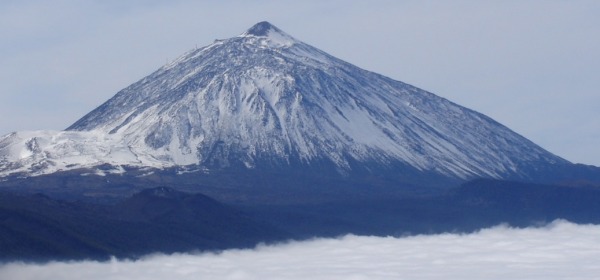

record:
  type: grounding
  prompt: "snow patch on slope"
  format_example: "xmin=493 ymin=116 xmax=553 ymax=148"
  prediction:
xmin=0 ymin=130 xmax=177 ymax=177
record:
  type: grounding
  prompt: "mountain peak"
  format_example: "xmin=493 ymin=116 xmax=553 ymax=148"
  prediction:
xmin=244 ymin=21 xmax=280 ymax=36
xmin=240 ymin=21 xmax=296 ymax=48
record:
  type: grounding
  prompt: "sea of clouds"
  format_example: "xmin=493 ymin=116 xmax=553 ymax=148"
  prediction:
xmin=2 ymin=220 xmax=599 ymax=280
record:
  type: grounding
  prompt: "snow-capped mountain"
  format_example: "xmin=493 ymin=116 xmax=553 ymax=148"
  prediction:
xmin=0 ymin=22 xmax=569 ymax=180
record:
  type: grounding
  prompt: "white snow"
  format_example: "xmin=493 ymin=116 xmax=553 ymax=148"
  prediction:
xmin=262 ymin=28 xmax=295 ymax=48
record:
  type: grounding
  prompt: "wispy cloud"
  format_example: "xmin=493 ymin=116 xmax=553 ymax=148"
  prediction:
xmin=2 ymin=220 xmax=599 ymax=280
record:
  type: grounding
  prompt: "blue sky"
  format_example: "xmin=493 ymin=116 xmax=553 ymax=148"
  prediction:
xmin=1 ymin=0 xmax=599 ymax=165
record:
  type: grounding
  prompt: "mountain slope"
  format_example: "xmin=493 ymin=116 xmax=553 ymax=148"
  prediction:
xmin=0 ymin=22 xmax=570 ymax=182
xmin=0 ymin=187 xmax=287 ymax=262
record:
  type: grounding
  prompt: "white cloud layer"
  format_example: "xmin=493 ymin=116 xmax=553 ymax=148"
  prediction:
xmin=2 ymin=220 xmax=600 ymax=280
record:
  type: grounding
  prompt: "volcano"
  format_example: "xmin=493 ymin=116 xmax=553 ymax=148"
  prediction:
xmin=0 ymin=22 xmax=577 ymax=189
